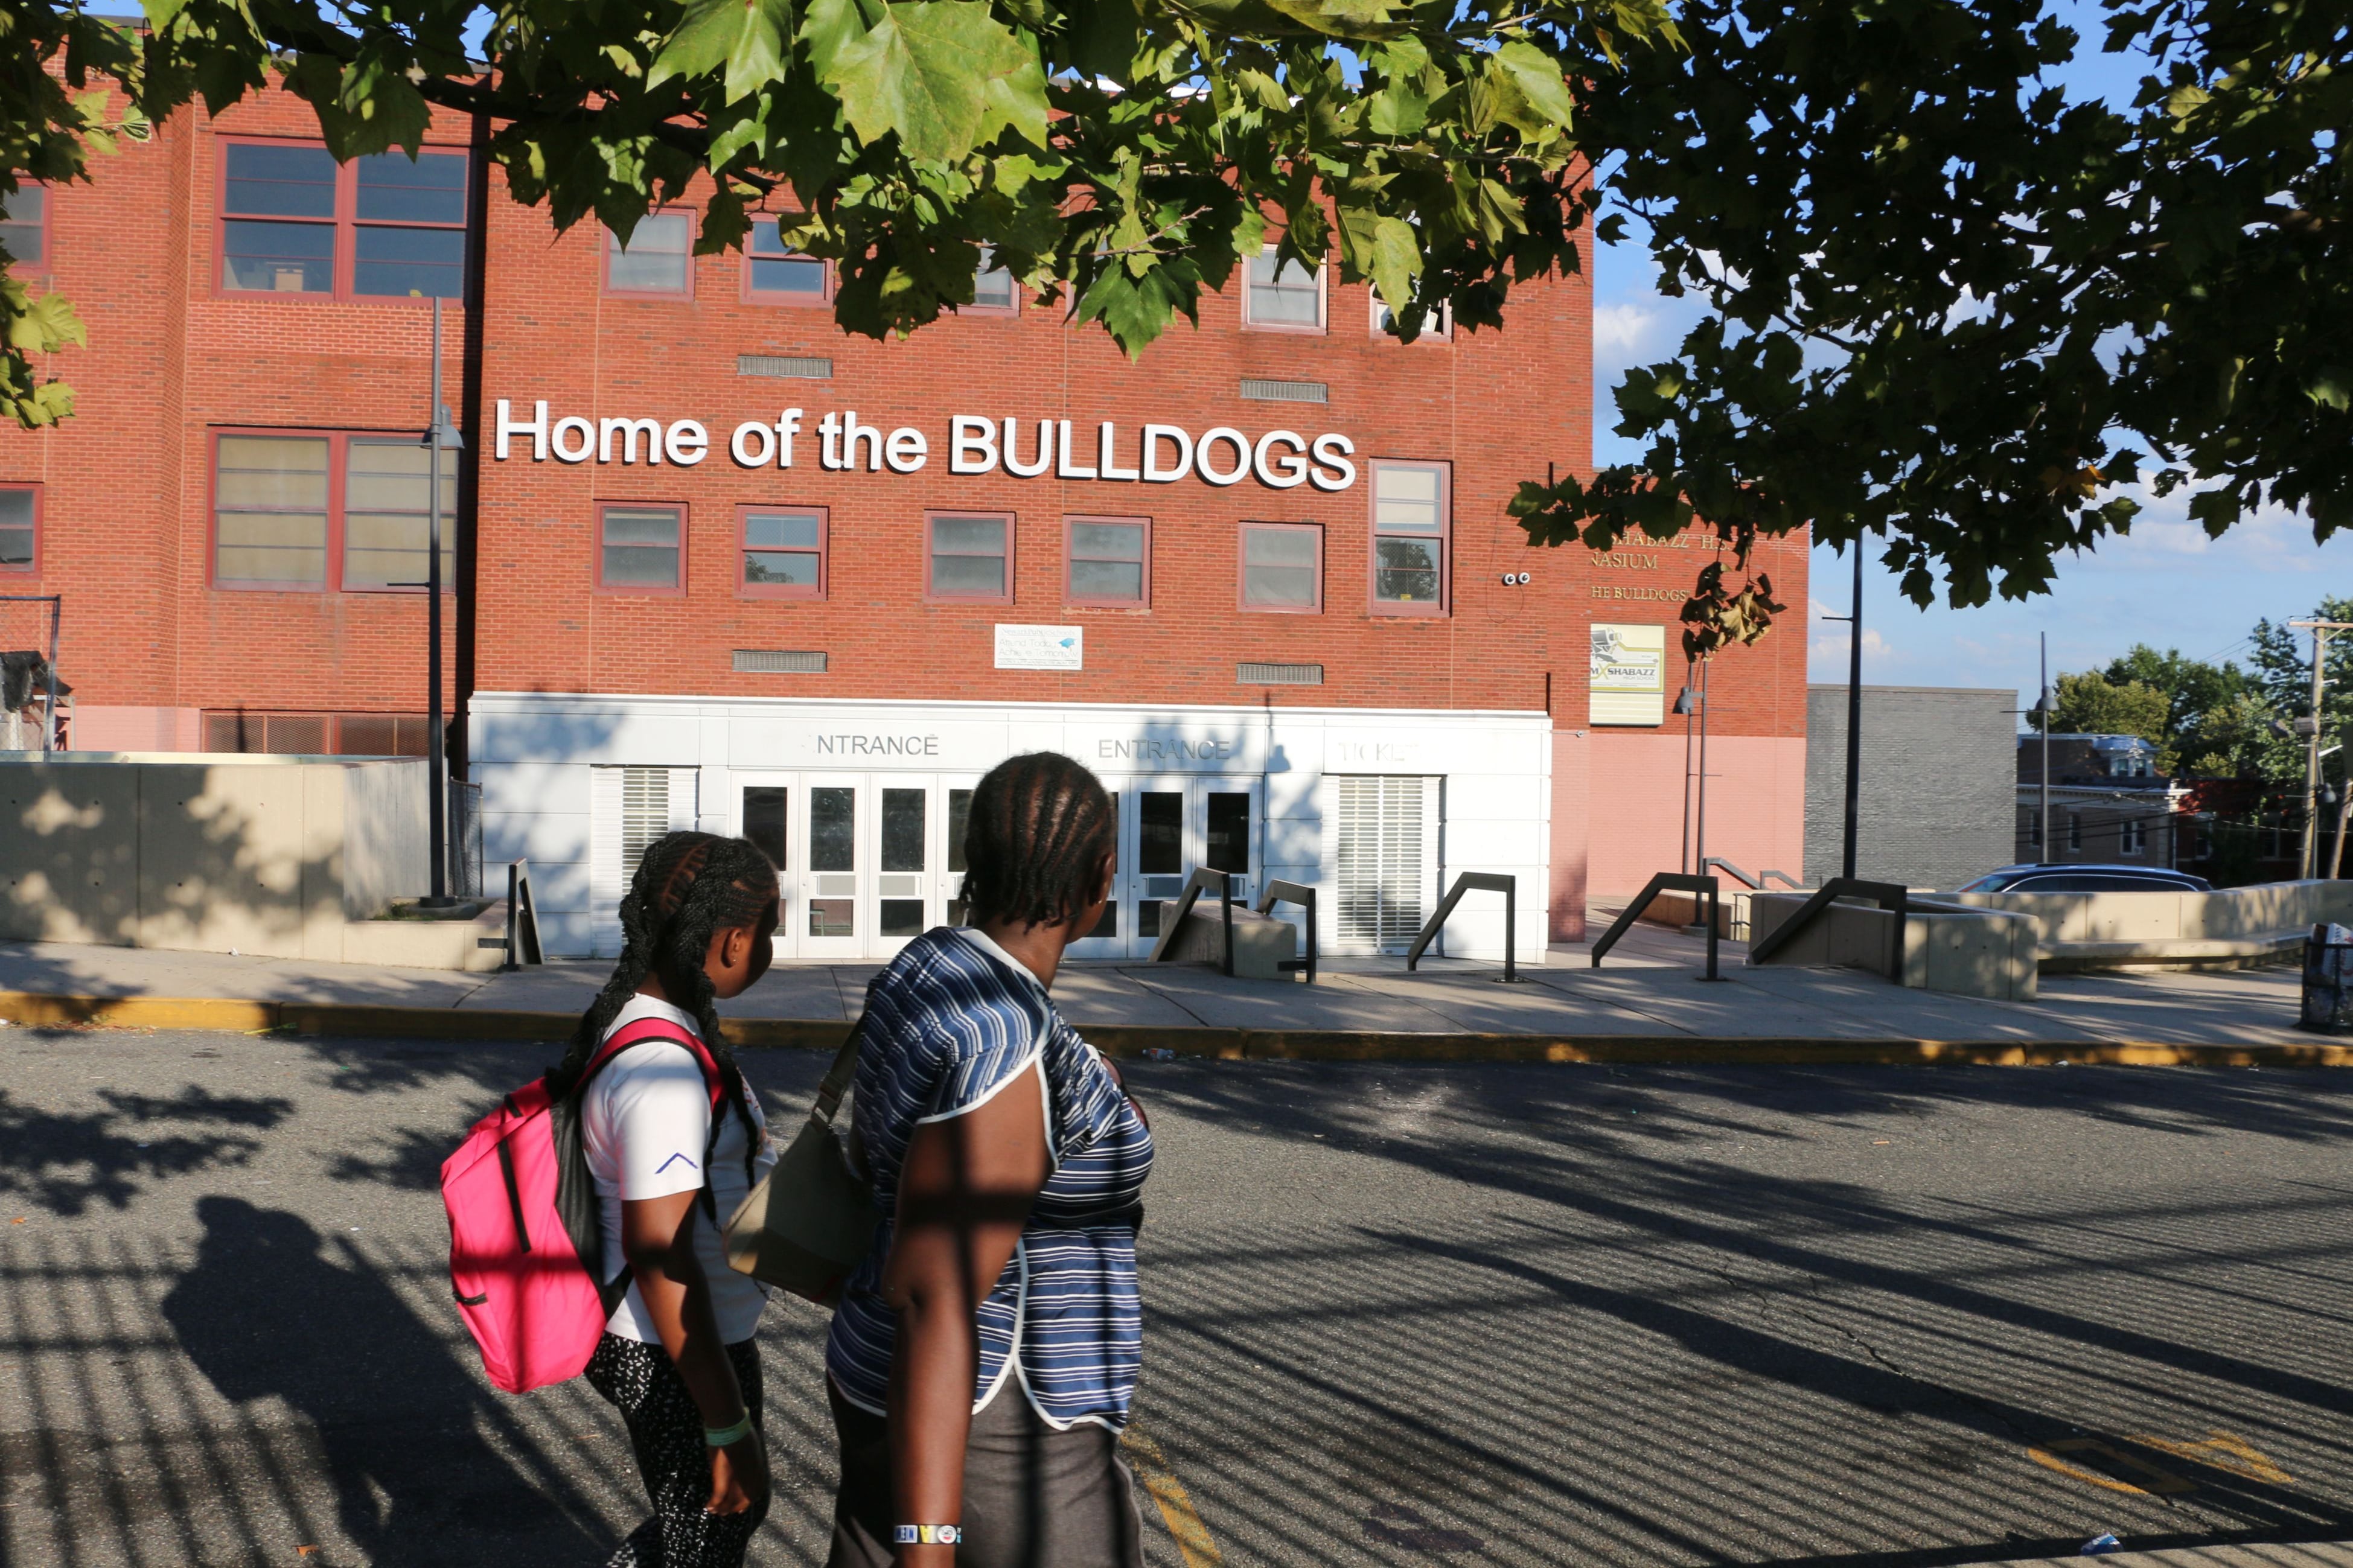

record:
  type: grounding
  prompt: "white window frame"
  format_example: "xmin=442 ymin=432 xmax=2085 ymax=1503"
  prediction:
xmin=1242 ymin=244 xmax=1326 ymax=333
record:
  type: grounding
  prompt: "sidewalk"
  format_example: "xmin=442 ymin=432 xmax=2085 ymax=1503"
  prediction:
xmin=2 ymin=914 xmax=2340 ymax=1063
xmin=1962 ymin=1546 xmax=2353 ymax=1567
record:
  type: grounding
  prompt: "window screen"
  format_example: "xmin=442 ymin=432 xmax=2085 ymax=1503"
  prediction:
xmin=1240 ymin=523 xmax=1321 ymax=611
xmin=1067 ymin=518 xmax=1147 ymax=604
xmin=1245 ymin=249 xmax=1321 ymax=327
xmin=929 ymin=514 xmax=1010 ymax=599
xmin=601 ymin=504 xmax=683 ymax=590
xmin=343 ymin=438 xmax=456 ymax=589
xmin=216 ymin=434 xmax=331 ymax=585
xmin=2 ymin=186 xmax=45 ymax=269
xmin=0 ymin=488 xmax=32 ymax=570
xmin=607 ymin=212 xmax=692 ymax=295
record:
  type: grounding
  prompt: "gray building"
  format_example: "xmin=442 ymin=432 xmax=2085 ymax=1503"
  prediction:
xmin=1804 ymin=685 xmax=2015 ymax=891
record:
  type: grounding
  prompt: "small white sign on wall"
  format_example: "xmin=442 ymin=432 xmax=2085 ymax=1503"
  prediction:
xmin=995 ymin=624 xmax=1084 ymax=671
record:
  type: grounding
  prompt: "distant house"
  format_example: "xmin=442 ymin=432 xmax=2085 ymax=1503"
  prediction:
xmin=2014 ymin=733 xmax=2185 ymax=866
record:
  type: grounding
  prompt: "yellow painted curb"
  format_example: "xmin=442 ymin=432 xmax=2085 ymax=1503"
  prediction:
xmin=5 ymin=989 xmax=2348 ymax=1066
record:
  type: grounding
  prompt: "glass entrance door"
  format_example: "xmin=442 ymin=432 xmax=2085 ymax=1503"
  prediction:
xmin=736 ymin=772 xmax=981 ymax=960
xmin=1080 ymin=777 xmax=1260 ymax=958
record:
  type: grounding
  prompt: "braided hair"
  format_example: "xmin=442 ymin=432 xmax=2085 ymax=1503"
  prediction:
xmin=959 ymin=752 xmax=1116 ymax=929
xmin=548 ymin=832 xmax=779 ymax=1136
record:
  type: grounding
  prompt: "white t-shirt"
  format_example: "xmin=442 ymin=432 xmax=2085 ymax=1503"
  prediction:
xmin=581 ymin=995 xmax=777 ymax=1343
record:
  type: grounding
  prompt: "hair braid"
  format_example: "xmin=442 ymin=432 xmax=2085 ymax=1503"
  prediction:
xmin=959 ymin=752 xmax=1115 ymax=929
xmin=548 ymin=832 xmax=778 ymax=1142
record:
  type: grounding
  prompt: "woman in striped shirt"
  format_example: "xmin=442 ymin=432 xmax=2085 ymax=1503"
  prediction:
xmin=826 ymin=753 xmax=1155 ymax=1568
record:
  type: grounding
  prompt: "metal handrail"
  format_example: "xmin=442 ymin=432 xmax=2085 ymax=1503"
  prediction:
xmin=1405 ymin=873 xmax=1525 ymax=982
xmin=1745 ymin=876 xmax=1909 ymax=972
xmin=478 ymin=859 xmax=545 ymax=972
xmin=1589 ymin=872 xmax=1722 ymax=981
xmin=1148 ymin=867 xmax=1237 ymax=977
xmin=1256 ymin=879 xmax=1318 ymax=983
xmin=1701 ymin=857 xmax=1802 ymax=891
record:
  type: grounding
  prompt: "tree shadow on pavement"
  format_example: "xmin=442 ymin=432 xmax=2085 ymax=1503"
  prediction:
xmin=160 ymin=1196 xmax=609 ymax=1566
xmin=0 ymin=1079 xmax=295 ymax=1215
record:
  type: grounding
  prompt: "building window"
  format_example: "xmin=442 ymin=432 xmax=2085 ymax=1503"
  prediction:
xmin=968 ymin=246 xmax=1018 ymax=314
xmin=927 ymin=511 xmax=1013 ymax=602
xmin=740 ymin=505 xmax=825 ymax=596
xmin=0 ymin=485 xmax=35 ymax=573
xmin=1370 ymin=460 xmax=1449 ymax=614
xmin=204 ymin=710 xmax=434 ymax=756
xmin=211 ymin=430 xmax=455 ymax=592
xmin=1239 ymin=522 xmax=1322 ymax=613
xmin=2121 ymin=816 xmax=2145 ymax=856
xmin=1 ymin=185 xmax=45 ymax=270
xmin=214 ymin=433 xmax=330 ymax=587
xmin=2028 ymin=808 xmax=2042 ymax=848
xmin=1064 ymin=515 xmax=1149 ymax=606
xmin=604 ymin=211 xmax=694 ymax=298
xmin=2067 ymin=811 xmax=2083 ymax=852
xmin=1242 ymin=246 xmax=1324 ymax=331
xmin=745 ymin=218 xmax=830 ymax=304
xmin=1371 ymin=290 xmax=1451 ymax=340
xmin=219 ymin=140 xmax=468 ymax=301
xmin=599 ymin=503 xmax=685 ymax=592
xmin=342 ymin=438 xmax=457 ymax=590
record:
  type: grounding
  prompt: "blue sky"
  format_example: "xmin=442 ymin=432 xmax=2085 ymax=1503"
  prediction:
xmin=1583 ymin=2 xmax=2351 ymax=706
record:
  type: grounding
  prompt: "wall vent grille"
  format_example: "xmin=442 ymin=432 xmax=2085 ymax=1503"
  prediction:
xmin=738 ymin=354 xmax=833 ymax=379
xmin=733 ymin=649 xmax=828 ymax=673
xmin=1237 ymin=662 xmax=1323 ymax=686
xmin=1239 ymin=378 xmax=1328 ymax=404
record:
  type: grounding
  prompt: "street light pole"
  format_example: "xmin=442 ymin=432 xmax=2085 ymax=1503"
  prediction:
xmin=2040 ymin=633 xmax=2052 ymax=865
xmin=423 ymin=298 xmax=454 ymax=907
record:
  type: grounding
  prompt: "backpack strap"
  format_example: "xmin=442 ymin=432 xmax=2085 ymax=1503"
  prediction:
xmin=585 ymin=1014 xmax=754 ymax=1221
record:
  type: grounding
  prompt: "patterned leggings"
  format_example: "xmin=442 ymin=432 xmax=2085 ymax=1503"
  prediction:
xmin=586 ymin=1332 xmax=768 ymax=1568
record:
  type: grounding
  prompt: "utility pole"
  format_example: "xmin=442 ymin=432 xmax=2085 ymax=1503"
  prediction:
xmin=1695 ymin=655 xmax=1713 ymax=875
xmin=2289 ymin=619 xmax=2353 ymax=880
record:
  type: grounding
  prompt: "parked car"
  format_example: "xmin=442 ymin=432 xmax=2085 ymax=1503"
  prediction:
xmin=1955 ymin=864 xmax=2213 ymax=894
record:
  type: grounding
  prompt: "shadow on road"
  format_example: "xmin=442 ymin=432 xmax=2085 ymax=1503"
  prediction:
xmin=160 ymin=1196 xmax=608 ymax=1565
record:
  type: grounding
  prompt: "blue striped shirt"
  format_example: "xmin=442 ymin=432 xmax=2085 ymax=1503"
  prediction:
xmin=825 ymin=927 xmax=1154 ymax=1430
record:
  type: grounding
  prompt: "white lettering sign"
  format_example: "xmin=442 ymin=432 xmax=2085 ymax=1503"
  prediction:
xmin=995 ymin=624 xmax=1083 ymax=671
xmin=490 ymin=401 xmax=1357 ymax=489
xmin=1097 ymin=737 xmax=1237 ymax=762
xmin=816 ymin=733 xmax=941 ymax=756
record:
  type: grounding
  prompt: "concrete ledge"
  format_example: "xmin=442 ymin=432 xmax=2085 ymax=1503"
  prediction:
xmin=8 ymin=988 xmax=2353 ymax=1067
xmin=2041 ymin=930 xmax=2308 ymax=974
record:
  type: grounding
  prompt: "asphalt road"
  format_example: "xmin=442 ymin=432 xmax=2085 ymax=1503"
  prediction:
xmin=5 ymin=1024 xmax=2352 ymax=1567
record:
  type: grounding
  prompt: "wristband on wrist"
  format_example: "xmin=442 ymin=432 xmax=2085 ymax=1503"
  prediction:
xmin=703 ymin=1413 xmax=755 ymax=1448
xmin=894 ymin=1525 xmax=963 ymax=1546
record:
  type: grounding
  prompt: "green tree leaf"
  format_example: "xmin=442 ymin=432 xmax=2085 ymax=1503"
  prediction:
xmin=824 ymin=1 xmax=1046 ymax=160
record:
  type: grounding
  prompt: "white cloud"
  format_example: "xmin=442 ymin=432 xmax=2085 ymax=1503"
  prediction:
xmin=1594 ymin=299 xmax=1661 ymax=364
xmin=1807 ymin=598 xmax=1891 ymax=676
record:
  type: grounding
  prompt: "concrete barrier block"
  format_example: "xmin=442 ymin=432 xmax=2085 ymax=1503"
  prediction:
xmin=1157 ymin=900 xmax=1298 ymax=980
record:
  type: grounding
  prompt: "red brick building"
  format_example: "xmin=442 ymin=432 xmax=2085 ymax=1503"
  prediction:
xmin=0 ymin=89 xmax=1809 ymax=959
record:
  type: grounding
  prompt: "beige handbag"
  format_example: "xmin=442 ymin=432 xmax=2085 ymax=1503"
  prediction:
xmin=721 ymin=1029 xmax=878 ymax=1306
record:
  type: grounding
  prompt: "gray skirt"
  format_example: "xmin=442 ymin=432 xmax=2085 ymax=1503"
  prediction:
xmin=826 ymin=1379 xmax=1145 ymax=1568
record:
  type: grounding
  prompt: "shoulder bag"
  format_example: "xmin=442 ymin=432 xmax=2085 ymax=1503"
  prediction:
xmin=720 ymin=1026 xmax=878 ymax=1306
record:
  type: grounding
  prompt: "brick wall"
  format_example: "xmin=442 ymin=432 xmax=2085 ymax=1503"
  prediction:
xmin=1804 ymin=685 xmax=2014 ymax=890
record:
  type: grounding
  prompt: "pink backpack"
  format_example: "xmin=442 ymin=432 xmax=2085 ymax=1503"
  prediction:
xmin=440 ymin=1017 xmax=723 ymax=1394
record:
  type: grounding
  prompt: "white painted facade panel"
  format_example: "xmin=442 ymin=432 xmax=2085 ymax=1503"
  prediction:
xmin=469 ymin=691 xmax=1552 ymax=963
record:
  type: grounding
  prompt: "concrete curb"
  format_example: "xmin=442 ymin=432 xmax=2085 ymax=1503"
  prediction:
xmin=5 ymin=988 xmax=2351 ymax=1066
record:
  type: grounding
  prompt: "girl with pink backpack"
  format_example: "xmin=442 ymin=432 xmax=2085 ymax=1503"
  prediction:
xmin=444 ymin=830 xmax=783 ymax=1566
